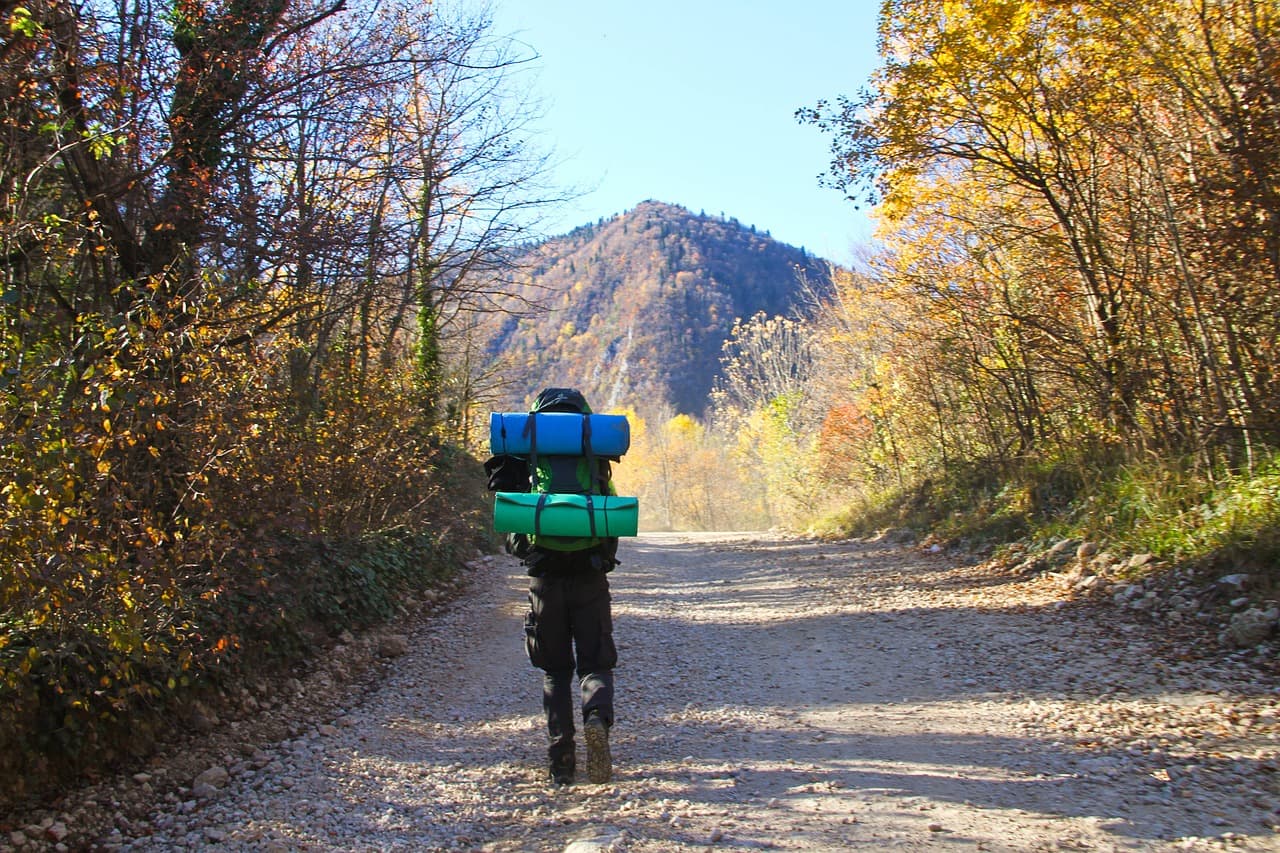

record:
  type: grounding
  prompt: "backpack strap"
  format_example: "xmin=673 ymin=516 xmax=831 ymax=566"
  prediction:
xmin=522 ymin=412 xmax=537 ymax=447
xmin=594 ymin=457 xmax=613 ymax=496
xmin=533 ymin=492 xmax=549 ymax=538
xmin=581 ymin=413 xmax=599 ymax=492
xmin=583 ymin=493 xmax=598 ymax=538
xmin=524 ymin=414 xmax=539 ymax=490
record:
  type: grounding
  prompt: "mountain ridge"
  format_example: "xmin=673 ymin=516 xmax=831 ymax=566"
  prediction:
xmin=478 ymin=200 xmax=832 ymax=415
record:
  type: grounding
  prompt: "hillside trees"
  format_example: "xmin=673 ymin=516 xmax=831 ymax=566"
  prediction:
xmin=472 ymin=201 xmax=831 ymax=419
xmin=395 ymin=23 xmax=557 ymax=434
xmin=215 ymin=2 xmax=552 ymax=428
xmin=711 ymin=312 xmax=823 ymax=525
xmin=618 ymin=308 xmax=834 ymax=532
xmin=803 ymin=0 xmax=1279 ymax=488
xmin=620 ymin=406 xmax=772 ymax=531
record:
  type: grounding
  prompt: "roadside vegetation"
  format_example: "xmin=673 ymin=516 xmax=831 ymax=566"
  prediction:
xmin=1 ymin=0 xmax=530 ymax=808
xmin=621 ymin=1 xmax=1278 ymax=602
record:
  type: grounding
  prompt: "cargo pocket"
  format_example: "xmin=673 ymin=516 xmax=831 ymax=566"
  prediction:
xmin=524 ymin=611 xmax=547 ymax=669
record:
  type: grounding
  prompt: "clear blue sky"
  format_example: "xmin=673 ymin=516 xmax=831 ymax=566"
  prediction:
xmin=482 ymin=1 xmax=882 ymax=267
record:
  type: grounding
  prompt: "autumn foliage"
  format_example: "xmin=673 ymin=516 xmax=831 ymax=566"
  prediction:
xmin=628 ymin=0 xmax=1279 ymax=548
xmin=792 ymin=0 xmax=1280 ymax=547
xmin=805 ymin=0 xmax=1279 ymax=463
xmin=0 ymin=0 xmax=531 ymax=805
xmin=4 ymin=0 xmax=1278 ymax=810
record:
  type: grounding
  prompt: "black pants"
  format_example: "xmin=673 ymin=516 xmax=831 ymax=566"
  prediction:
xmin=524 ymin=562 xmax=617 ymax=766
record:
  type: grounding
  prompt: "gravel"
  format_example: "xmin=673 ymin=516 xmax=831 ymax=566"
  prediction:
xmin=4 ymin=532 xmax=1278 ymax=852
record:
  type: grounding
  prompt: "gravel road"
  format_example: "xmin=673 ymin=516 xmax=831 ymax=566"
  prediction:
xmin=8 ymin=532 xmax=1279 ymax=852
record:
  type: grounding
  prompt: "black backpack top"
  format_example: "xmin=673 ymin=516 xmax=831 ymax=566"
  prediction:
xmin=531 ymin=387 xmax=591 ymax=415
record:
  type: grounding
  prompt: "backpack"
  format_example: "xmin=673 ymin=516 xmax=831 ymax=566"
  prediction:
xmin=486 ymin=388 xmax=621 ymax=565
xmin=524 ymin=388 xmax=617 ymax=555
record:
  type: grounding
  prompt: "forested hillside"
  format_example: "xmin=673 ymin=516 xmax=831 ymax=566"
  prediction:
xmin=800 ymin=0 xmax=1279 ymax=544
xmin=478 ymin=200 xmax=829 ymax=415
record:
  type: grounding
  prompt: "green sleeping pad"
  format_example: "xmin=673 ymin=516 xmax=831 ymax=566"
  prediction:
xmin=494 ymin=492 xmax=639 ymax=538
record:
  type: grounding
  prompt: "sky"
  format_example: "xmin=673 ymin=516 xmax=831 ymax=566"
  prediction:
xmin=479 ymin=1 xmax=883 ymax=267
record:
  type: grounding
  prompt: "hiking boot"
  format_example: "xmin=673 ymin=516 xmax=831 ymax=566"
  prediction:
xmin=583 ymin=715 xmax=612 ymax=784
xmin=549 ymin=753 xmax=575 ymax=785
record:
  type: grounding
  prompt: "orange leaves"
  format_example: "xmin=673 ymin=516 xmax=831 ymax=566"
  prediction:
xmin=820 ymin=403 xmax=875 ymax=449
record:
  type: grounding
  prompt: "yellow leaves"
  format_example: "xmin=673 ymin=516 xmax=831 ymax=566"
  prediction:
xmin=1 ymin=291 xmax=465 ymax=745
xmin=666 ymin=413 xmax=702 ymax=444
xmin=934 ymin=0 xmax=1037 ymax=60
xmin=8 ymin=6 xmax=41 ymax=37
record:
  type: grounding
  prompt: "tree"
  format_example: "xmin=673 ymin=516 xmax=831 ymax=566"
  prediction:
xmin=803 ymin=0 xmax=1280 ymax=466
xmin=0 ymin=0 xmax=565 ymax=788
xmin=390 ymin=16 xmax=560 ymax=433
xmin=710 ymin=312 xmax=824 ymax=526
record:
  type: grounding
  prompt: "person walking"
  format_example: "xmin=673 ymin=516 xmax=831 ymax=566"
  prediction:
xmin=485 ymin=387 xmax=620 ymax=785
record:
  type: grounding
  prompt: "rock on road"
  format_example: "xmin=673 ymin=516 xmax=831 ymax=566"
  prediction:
xmin=17 ymin=532 xmax=1280 ymax=851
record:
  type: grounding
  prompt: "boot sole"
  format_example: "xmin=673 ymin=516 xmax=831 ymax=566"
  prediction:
xmin=584 ymin=719 xmax=612 ymax=784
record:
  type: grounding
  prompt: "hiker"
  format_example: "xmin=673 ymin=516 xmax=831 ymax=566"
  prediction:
xmin=484 ymin=387 xmax=620 ymax=785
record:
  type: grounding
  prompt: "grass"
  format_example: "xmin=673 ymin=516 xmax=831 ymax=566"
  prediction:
xmin=1068 ymin=455 xmax=1280 ymax=565
xmin=817 ymin=448 xmax=1280 ymax=595
xmin=811 ymin=458 xmax=1034 ymax=545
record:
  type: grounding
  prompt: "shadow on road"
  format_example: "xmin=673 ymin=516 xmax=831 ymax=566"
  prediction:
xmin=297 ymin=533 xmax=1276 ymax=851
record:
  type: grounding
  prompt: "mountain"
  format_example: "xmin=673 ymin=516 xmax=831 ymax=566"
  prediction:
xmin=477 ymin=200 xmax=832 ymax=416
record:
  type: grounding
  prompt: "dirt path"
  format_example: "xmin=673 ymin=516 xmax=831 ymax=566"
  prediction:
xmin=11 ymin=533 xmax=1278 ymax=851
